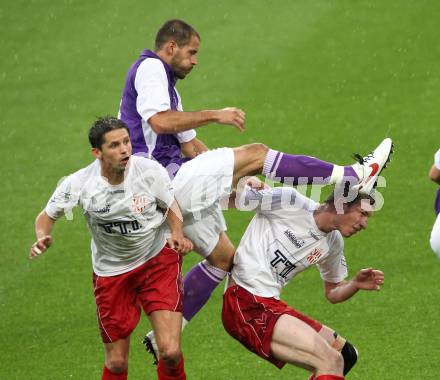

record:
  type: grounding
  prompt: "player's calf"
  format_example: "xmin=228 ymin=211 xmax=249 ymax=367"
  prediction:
xmin=314 ymin=328 xmax=358 ymax=378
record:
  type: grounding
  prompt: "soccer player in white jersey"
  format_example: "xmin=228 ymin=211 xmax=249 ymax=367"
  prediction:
xmin=28 ymin=117 xmax=192 ymax=380
xmin=144 ymin=137 xmax=393 ymax=361
xmin=221 ymin=187 xmax=386 ymax=380
xmin=429 ymin=149 xmax=440 ymax=258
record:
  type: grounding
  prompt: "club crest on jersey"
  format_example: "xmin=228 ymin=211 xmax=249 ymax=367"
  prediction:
xmin=284 ymin=229 xmax=305 ymax=248
xmin=306 ymin=248 xmax=323 ymax=264
xmin=132 ymin=196 xmax=149 ymax=213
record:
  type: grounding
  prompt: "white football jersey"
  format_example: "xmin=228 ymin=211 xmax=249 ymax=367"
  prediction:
xmin=232 ymin=187 xmax=348 ymax=298
xmin=434 ymin=149 xmax=440 ymax=170
xmin=45 ymin=156 xmax=174 ymax=276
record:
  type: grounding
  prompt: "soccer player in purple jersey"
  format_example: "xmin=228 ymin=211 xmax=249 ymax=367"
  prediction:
xmin=118 ymin=19 xmax=394 ymax=361
xmin=429 ymin=149 xmax=440 ymax=258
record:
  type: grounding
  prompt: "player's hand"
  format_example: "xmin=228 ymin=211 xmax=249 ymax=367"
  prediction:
xmin=352 ymin=268 xmax=384 ymax=291
xmin=245 ymin=176 xmax=270 ymax=190
xmin=167 ymin=234 xmax=194 ymax=255
xmin=29 ymin=235 xmax=53 ymax=260
xmin=216 ymin=107 xmax=246 ymax=132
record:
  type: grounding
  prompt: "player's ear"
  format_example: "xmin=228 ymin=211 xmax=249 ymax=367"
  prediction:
xmin=166 ymin=40 xmax=177 ymax=55
xmin=91 ymin=147 xmax=102 ymax=159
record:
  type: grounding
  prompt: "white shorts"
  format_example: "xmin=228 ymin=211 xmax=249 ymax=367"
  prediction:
xmin=173 ymin=148 xmax=234 ymax=257
xmin=430 ymin=213 xmax=440 ymax=259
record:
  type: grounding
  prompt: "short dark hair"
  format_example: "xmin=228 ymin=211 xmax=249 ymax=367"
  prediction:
xmin=88 ymin=116 xmax=129 ymax=149
xmin=325 ymin=191 xmax=376 ymax=210
xmin=155 ymin=19 xmax=200 ymax=50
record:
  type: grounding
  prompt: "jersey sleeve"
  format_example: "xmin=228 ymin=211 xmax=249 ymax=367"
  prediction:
xmin=134 ymin=59 xmax=171 ymax=122
xmin=316 ymin=231 xmax=348 ymax=283
xmin=45 ymin=175 xmax=80 ymax=220
xmin=152 ymin=164 xmax=175 ymax=209
xmin=176 ymin=129 xmax=196 ymax=143
xmin=236 ymin=186 xmax=317 ymax=215
xmin=136 ymin=158 xmax=175 ymax=209
xmin=434 ymin=149 xmax=440 ymax=170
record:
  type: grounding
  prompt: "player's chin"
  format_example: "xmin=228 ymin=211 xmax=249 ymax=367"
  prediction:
xmin=342 ymin=229 xmax=358 ymax=238
xmin=176 ymin=69 xmax=192 ymax=79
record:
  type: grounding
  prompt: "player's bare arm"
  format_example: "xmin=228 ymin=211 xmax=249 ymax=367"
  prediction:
xmin=166 ymin=200 xmax=193 ymax=254
xmin=324 ymin=268 xmax=384 ymax=303
xmin=148 ymin=107 xmax=245 ymax=134
xmin=29 ymin=210 xmax=56 ymax=259
xmin=429 ymin=164 xmax=440 ymax=184
xmin=180 ymin=137 xmax=208 ymax=158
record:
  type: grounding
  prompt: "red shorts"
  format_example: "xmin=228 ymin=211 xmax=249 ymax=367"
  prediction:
xmin=222 ymin=285 xmax=322 ymax=368
xmin=93 ymin=246 xmax=183 ymax=343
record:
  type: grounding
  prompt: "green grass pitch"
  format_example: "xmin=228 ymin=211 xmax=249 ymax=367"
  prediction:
xmin=2 ymin=0 xmax=440 ymax=378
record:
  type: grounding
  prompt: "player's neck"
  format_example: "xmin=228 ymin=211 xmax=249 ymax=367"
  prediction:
xmin=155 ymin=49 xmax=172 ymax=66
xmin=313 ymin=205 xmax=338 ymax=233
xmin=100 ymin=165 xmax=125 ymax=185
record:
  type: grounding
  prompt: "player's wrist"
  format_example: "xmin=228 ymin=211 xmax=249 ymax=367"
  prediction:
xmin=201 ymin=110 xmax=219 ymax=124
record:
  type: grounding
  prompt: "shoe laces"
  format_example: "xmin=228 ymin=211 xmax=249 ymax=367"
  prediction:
xmin=353 ymin=152 xmax=374 ymax=165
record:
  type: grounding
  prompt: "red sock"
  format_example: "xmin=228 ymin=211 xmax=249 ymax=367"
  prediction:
xmin=315 ymin=375 xmax=344 ymax=380
xmin=102 ymin=366 xmax=127 ymax=380
xmin=157 ymin=356 xmax=186 ymax=380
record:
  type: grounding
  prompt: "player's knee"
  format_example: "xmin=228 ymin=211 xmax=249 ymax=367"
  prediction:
xmin=248 ymin=143 xmax=269 ymax=161
xmin=158 ymin=343 xmax=182 ymax=365
xmin=341 ymin=341 xmax=358 ymax=375
xmin=237 ymin=143 xmax=269 ymax=165
xmin=105 ymin=356 xmax=128 ymax=373
xmin=327 ymin=347 xmax=344 ymax=371
xmin=316 ymin=344 xmax=343 ymax=373
xmin=206 ymin=250 xmax=234 ymax=271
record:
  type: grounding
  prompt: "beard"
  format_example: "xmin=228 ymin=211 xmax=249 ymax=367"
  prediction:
xmin=170 ymin=55 xmax=192 ymax=79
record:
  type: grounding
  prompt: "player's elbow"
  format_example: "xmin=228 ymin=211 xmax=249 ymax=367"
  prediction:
xmin=35 ymin=210 xmax=53 ymax=225
xmin=325 ymin=291 xmax=341 ymax=304
xmin=428 ymin=166 xmax=440 ymax=184
xmin=149 ymin=112 xmax=172 ymax=134
xmin=149 ymin=118 xmax=166 ymax=134
xmin=326 ymin=295 xmax=341 ymax=304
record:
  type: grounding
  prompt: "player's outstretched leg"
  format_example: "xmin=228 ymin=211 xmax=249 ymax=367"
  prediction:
xmin=143 ymin=139 xmax=394 ymax=363
xmin=232 ymin=138 xmax=393 ymax=195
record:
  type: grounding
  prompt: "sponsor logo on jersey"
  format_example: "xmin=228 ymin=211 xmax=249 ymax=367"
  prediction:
xmin=340 ymin=256 xmax=347 ymax=268
xmin=306 ymin=248 xmax=323 ymax=264
xmin=284 ymin=229 xmax=305 ymax=248
xmin=93 ymin=203 xmax=111 ymax=214
xmin=308 ymin=229 xmax=321 ymax=241
xmin=132 ymin=196 xmax=150 ymax=213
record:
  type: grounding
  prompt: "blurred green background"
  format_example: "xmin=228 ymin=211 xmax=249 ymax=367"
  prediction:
xmin=1 ymin=0 xmax=440 ymax=378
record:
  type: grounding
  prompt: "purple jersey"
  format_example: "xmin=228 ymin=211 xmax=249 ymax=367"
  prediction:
xmin=119 ymin=50 xmax=188 ymax=176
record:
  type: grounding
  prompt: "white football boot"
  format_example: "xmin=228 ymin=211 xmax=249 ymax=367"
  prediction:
xmin=351 ymin=138 xmax=394 ymax=195
xmin=143 ymin=331 xmax=159 ymax=365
